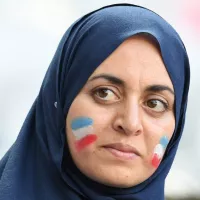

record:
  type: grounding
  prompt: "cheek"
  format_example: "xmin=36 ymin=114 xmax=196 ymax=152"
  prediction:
xmin=75 ymin=135 xmax=97 ymax=152
xmin=151 ymin=136 xmax=170 ymax=168
xmin=143 ymin=117 xmax=174 ymax=168
xmin=150 ymin=116 xmax=175 ymax=136
xmin=66 ymin=98 xmax=113 ymax=153
xmin=69 ymin=116 xmax=98 ymax=152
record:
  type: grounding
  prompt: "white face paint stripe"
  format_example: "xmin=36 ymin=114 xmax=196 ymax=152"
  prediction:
xmin=154 ymin=144 xmax=165 ymax=159
xmin=72 ymin=125 xmax=93 ymax=140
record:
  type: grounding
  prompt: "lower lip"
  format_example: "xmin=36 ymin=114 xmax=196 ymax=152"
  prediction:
xmin=104 ymin=147 xmax=138 ymax=160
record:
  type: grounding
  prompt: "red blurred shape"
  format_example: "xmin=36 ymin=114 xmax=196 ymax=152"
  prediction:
xmin=182 ymin=0 xmax=200 ymax=32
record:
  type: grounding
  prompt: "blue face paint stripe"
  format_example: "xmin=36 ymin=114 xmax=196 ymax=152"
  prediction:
xmin=71 ymin=117 xmax=93 ymax=130
xmin=159 ymin=136 xmax=169 ymax=148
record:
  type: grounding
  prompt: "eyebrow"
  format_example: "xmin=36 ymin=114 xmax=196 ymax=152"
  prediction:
xmin=145 ymin=85 xmax=174 ymax=95
xmin=89 ymin=74 xmax=125 ymax=86
xmin=89 ymin=73 xmax=174 ymax=95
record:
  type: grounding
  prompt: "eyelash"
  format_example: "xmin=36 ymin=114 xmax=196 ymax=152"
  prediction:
xmin=91 ymin=87 xmax=169 ymax=112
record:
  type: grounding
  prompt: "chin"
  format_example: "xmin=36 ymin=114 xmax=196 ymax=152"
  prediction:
xmin=95 ymin=175 xmax=142 ymax=188
xmin=87 ymin=168 xmax=146 ymax=188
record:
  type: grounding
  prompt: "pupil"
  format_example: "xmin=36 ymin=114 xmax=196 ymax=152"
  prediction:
xmin=98 ymin=89 xmax=108 ymax=98
xmin=148 ymin=100 xmax=157 ymax=108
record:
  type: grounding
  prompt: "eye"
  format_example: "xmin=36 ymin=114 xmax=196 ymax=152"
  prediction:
xmin=93 ymin=88 xmax=119 ymax=101
xmin=146 ymin=99 xmax=168 ymax=112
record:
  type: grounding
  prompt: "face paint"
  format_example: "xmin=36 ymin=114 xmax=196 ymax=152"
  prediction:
xmin=152 ymin=144 xmax=163 ymax=168
xmin=71 ymin=117 xmax=97 ymax=151
xmin=159 ymin=136 xmax=169 ymax=148
xmin=152 ymin=136 xmax=169 ymax=168
xmin=75 ymin=134 xmax=97 ymax=152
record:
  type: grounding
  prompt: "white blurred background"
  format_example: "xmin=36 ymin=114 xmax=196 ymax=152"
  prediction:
xmin=0 ymin=0 xmax=199 ymax=198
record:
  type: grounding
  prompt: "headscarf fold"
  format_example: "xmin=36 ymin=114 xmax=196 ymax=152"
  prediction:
xmin=0 ymin=4 xmax=190 ymax=200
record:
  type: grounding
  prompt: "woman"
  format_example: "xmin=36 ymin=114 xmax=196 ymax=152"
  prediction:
xmin=0 ymin=3 xmax=190 ymax=200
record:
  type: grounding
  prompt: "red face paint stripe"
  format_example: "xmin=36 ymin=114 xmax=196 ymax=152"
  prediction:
xmin=75 ymin=134 xmax=97 ymax=152
xmin=152 ymin=153 xmax=161 ymax=168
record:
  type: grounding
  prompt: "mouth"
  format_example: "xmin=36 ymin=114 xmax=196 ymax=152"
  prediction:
xmin=103 ymin=143 xmax=140 ymax=160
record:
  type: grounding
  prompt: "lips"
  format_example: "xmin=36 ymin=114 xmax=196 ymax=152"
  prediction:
xmin=103 ymin=143 xmax=140 ymax=159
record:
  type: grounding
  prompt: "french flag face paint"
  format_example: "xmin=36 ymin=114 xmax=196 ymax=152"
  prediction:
xmin=71 ymin=117 xmax=97 ymax=152
xmin=152 ymin=136 xmax=169 ymax=168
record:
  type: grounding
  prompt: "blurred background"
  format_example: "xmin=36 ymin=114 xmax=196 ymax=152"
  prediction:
xmin=0 ymin=0 xmax=199 ymax=199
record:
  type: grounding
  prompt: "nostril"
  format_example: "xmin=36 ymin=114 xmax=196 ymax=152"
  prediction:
xmin=118 ymin=125 xmax=123 ymax=130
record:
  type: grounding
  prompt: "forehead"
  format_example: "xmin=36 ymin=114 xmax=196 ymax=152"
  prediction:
xmin=91 ymin=35 xmax=174 ymax=90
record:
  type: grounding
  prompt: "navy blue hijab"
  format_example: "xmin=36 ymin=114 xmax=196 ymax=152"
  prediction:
xmin=0 ymin=4 xmax=190 ymax=200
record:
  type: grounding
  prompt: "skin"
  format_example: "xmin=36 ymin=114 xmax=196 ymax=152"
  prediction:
xmin=66 ymin=35 xmax=175 ymax=188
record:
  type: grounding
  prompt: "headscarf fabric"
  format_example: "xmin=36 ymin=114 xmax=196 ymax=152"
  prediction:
xmin=0 ymin=4 xmax=190 ymax=200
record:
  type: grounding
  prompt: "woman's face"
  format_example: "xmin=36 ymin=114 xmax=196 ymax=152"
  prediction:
xmin=66 ymin=35 xmax=175 ymax=188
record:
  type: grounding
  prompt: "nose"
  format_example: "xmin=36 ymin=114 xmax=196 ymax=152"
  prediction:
xmin=113 ymin=98 xmax=143 ymax=136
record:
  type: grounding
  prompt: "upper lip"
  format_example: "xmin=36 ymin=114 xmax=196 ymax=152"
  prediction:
xmin=103 ymin=143 xmax=140 ymax=156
